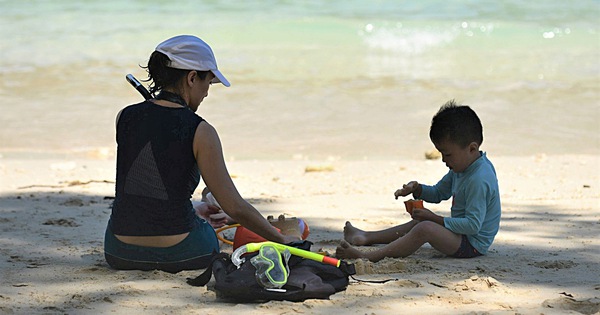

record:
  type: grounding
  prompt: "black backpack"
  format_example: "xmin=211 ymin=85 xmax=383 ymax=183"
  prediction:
xmin=187 ymin=241 xmax=356 ymax=302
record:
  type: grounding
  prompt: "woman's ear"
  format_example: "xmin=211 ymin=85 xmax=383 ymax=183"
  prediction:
xmin=186 ymin=70 xmax=196 ymax=86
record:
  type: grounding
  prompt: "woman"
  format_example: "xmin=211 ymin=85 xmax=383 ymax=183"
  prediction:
xmin=104 ymin=35 xmax=298 ymax=273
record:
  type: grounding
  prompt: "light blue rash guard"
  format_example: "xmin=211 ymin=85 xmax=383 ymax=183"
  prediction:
xmin=419 ymin=152 xmax=501 ymax=254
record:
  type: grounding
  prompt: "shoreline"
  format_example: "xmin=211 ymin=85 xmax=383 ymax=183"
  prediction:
xmin=1 ymin=154 xmax=599 ymax=314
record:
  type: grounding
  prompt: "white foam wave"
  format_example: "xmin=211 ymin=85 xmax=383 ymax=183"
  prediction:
xmin=361 ymin=25 xmax=456 ymax=54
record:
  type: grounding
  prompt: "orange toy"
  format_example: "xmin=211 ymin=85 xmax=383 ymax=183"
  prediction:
xmin=268 ymin=215 xmax=310 ymax=240
xmin=216 ymin=215 xmax=311 ymax=251
xmin=404 ymin=199 xmax=424 ymax=215
xmin=297 ymin=218 xmax=310 ymax=240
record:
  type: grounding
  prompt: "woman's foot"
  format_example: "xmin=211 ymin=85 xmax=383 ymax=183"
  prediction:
xmin=335 ymin=240 xmax=368 ymax=260
xmin=343 ymin=221 xmax=369 ymax=246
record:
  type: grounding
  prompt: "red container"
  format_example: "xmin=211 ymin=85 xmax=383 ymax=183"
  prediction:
xmin=232 ymin=218 xmax=310 ymax=251
xmin=404 ymin=199 xmax=424 ymax=215
xmin=232 ymin=226 xmax=270 ymax=251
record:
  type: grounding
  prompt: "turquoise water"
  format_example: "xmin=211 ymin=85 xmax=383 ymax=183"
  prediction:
xmin=1 ymin=0 xmax=599 ymax=159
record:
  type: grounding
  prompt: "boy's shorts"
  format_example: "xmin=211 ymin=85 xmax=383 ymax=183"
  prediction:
xmin=452 ymin=234 xmax=482 ymax=258
xmin=104 ymin=217 xmax=219 ymax=273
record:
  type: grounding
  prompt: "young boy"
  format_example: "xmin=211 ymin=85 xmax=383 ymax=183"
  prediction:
xmin=336 ymin=100 xmax=501 ymax=262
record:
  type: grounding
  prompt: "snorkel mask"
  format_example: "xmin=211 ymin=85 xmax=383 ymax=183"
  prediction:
xmin=250 ymin=244 xmax=290 ymax=289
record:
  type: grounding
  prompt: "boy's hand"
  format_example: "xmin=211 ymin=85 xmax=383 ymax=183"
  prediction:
xmin=411 ymin=207 xmax=433 ymax=220
xmin=394 ymin=181 xmax=419 ymax=199
xmin=412 ymin=208 xmax=444 ymax=226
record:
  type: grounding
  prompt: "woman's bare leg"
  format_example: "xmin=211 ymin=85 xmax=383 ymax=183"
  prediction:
xmin=343 ymin=220 xmax=419 ymax=246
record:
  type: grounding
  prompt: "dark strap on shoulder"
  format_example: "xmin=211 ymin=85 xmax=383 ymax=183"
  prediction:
xmin=186 ymin=252 xmax=229 ymax=287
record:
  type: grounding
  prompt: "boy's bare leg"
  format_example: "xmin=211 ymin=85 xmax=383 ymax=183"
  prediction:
xmin=343 ymin=220 xmax=419 ymax=246
xmin=337 ymin=221 xmax=462 ymax=262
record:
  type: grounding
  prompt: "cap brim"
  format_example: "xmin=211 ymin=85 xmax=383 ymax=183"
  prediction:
xmin=211 ymin=70 xmax=230 ymax=87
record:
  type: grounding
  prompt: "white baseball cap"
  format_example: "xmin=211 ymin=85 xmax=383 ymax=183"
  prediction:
xmin=155 ymin=35 xmax=230 ymax=87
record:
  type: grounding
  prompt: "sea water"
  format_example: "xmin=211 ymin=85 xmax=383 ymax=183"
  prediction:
xmin=0 ymin=0 xmax=598 ymax=160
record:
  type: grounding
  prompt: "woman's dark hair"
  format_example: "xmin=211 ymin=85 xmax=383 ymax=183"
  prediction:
xmin=429 ymin=100 xmax=483 ymax=148
xmin=142 ymin=51 xmax=209 ymax=95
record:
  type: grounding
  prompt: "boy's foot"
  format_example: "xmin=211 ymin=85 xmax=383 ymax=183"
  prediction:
xmin=343 ymin=221 xmax=369 ymax=246
xmin=335 ymin=240 xmax=366 ymax=259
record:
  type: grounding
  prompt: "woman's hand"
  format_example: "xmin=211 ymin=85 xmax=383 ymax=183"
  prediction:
xmin=194 ymin=201 xmax=231 ymax=228
xmin=281 ymin=234 xmax=302 ymax=244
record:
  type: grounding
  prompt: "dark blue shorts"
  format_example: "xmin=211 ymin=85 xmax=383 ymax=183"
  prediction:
xmin=104 ymin=217 xmax=219 ymax=273
xmin=452 ymin=234 xmax=482 ymax=258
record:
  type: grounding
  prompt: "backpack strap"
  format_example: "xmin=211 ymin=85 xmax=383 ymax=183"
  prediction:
xmin=339 ymin=261 xmax=356 ymax=276
xmin=350 ymin=275 xmax=398 ymax=284
xmin=186 ymin=252 xmax=229 ymax=287
xmin=341 ymin=261 xmax=398 ymax=284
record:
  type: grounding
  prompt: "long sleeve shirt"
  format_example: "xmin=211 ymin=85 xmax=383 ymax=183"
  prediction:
xmin=419 ymin=152 xmax=501 ymax=254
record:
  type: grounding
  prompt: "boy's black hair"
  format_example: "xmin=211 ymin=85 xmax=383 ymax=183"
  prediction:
xmin=429 ymin=100 xmax=483 ymax=148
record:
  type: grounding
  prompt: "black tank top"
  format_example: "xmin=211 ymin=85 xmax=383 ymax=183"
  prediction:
xmin=110 ymin=101 xmax=203 ymax=236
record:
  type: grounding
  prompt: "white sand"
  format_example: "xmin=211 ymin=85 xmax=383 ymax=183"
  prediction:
xmin=1 ymin=154 xmax=599 ymax=314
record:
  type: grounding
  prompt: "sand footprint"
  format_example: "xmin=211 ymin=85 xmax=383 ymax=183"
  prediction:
xmin=530 ymin=260 xmax=577 ymax=269
xmin=450 ymin=275 xmax=502 ymax=292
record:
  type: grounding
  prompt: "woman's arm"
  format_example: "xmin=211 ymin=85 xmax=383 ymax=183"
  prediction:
xmin=193 ymin=122 xmax=298 ymax=244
